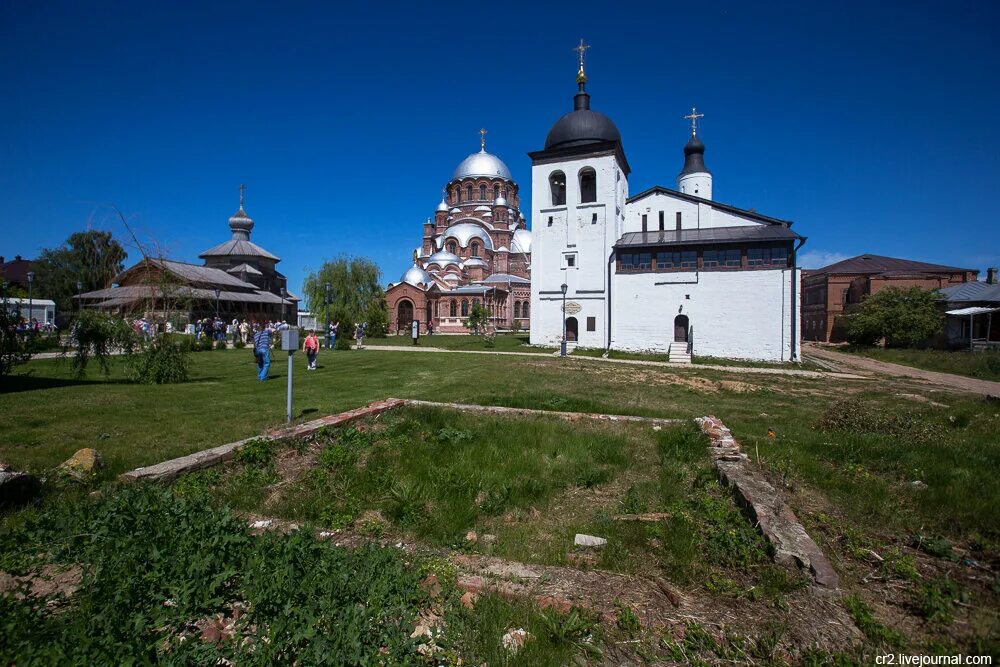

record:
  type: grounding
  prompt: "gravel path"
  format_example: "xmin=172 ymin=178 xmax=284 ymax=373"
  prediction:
xmin=803 ymin=344 xmax=1000 ymax=397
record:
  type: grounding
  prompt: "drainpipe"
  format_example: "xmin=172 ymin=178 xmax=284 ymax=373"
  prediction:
xmin=790 ymin=236 xmax=807 ymax=362
xmin=606 ymin=249 xmax=615 ymax=356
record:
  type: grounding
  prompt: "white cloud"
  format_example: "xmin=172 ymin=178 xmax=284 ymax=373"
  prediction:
xmin=798 ymin=250 xmax=851 ymax=270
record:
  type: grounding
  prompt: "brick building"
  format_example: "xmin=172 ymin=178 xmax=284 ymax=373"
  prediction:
xmin=801 ymin=254 xmax=977 ymax=342
xmin=385 ymin=133 xmax=531 ymax=334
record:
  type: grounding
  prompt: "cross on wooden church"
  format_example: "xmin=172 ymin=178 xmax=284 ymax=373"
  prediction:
xmin=684 ymin=107 xmax=704 ymax=136
xmin=239 ymin=183 xmax=246 ymax=208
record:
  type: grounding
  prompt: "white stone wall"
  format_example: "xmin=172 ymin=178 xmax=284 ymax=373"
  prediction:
xmin=623 ymin=190 xmax=759 ymax=235
xmin=611 ymin=268 xmax=802 ymax=361
xmin=677 ymin=172 xmax=712 ymax=200
xmin=530 ymin=151 xmax=627 ymax=347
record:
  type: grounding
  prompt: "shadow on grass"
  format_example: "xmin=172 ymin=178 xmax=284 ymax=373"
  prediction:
xmin=0 ymin=374 xmax=124 ymax=394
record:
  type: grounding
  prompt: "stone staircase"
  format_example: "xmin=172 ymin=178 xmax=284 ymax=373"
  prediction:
xmin=668 ymin=342 xmax=691 ymax=364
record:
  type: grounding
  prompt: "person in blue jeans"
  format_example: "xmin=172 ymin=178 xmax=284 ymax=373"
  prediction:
xmin=253 ymin=325 xmax=272 ymax=381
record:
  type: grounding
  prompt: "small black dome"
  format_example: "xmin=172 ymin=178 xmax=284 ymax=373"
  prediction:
xmin=679 ymin=134 xmax=710 ymax=176
xmin=544 ymin=86 xmax=622 ymax=150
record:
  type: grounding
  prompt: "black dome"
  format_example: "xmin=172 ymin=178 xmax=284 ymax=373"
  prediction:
xmin=544 ymin=87 xmax=622 ymax=150
xmin=679 ymin=134 xmax=710 ymax=176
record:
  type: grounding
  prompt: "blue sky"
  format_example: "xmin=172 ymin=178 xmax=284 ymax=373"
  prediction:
xmin=2 ymin=0 xmax=998 ymax=304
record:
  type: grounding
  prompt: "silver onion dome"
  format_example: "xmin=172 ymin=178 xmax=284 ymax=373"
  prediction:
xmin=451 ymin=149 xmax=512 ymax=181
xmin=425 ymin=250 xmax=463 ymax=268
xmin=442 ymin=222 xmax=494 ymax=250
xmin=399 ymin=264 xmax=432 ymax=287
xmin=511 ymin=228 xmax=532 ymax=254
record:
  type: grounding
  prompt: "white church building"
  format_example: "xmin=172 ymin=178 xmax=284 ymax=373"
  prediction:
xmin=529 ymin=51 xmax=805 ymax=362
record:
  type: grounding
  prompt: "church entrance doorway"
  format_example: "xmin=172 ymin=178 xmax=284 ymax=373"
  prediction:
xmin=397 ymin=300 xmax=413 ymax=333
xmin=565 ymin=317 xmax=578 ymax=342
xmin=674 ymin=314 xmax=689 ymax=343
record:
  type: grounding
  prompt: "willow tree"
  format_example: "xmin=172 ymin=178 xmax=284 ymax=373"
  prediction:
xmin=302 ymin=257 xmax=388 ymax=337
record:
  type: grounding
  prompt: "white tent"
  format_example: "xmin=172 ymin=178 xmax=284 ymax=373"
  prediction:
xmin=5 ymin=297 xmax=57 ymax=324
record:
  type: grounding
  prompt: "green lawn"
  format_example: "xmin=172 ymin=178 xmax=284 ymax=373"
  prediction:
xmin=845 ymin=346 xmax=1000 ymax=381
xmin=3 ymin=345 xmax=999 ymax=658
xmin=363 ymin=332 xmax=553 ymax=353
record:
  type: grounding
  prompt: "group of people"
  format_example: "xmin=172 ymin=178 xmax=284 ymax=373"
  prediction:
xmin=11 ymin=316 xmax=55 ymax=337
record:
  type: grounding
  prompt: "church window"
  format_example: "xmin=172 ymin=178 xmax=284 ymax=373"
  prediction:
xmin=565 ymin=254 xmax=576 ymax=268
xmin=747 ymin=248 xmax=765 ymax=266
xmin=549 ymin=172 xmax=566 ymax=206
xmin=680 ymin=250 xmax=697 ymax=268
xmin=461 ymin=299 xmax=469 ymax=316
xmin=471 ymin=242 xmax=480 ymax=258
xmin=702 ymin=250 xmax=721 ymax=268
xmin=447 ymin=241 xmax=457 ymax=254
xmin=592 ymin=213 xmax=598 ymax=224
xmin=522 ymin=302 xmax=529 ymax=318
xmin=659 ymin=211 xmax=664 ymax=231
xmin=514 ymin=301 xmax=521 ymax=318
xmin=586 ymin=316 xmax=596 ymax=331
xmin=724 ymin=248 xmax=741 ymax=267
xmin=637 ymin=252 xmax=652 ymax=269
xmin=675 ymin=212 xmax=682 ymax=230
xmin=579 ymin=168 xmax=597 ymax=203
xmin=480 ymin=184 xmax=487 ymax=200
xmin=453 ymin=188 xmax=459 ymax=203
xmin=641 ymin=214 xmax=647 ymax=232
xmin=619 ymin=253 xmax=637 ymax=270
xmin=494 ymin=184 xmax=500 ymax=200
xmin=450 ymin=300 xmax=457 ymax=317
xmin=547 ymin=216 xmax=553 ymax=227
xmin=466 ymin=185 xmax=473 ymax=201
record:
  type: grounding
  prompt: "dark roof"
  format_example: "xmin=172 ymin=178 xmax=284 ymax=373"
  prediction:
xmin=679 ymin=135 xmax=710 ymax=176
xmin=807 ymin=254 xmax=976 ymax=277
xmin=0 ymin=256 xmax=33 ymax=284
xmin=544 ymin=84 xmax=622 ymax=151
xmin=199 ymin=238 xmax=279 ymax=261
xmin=118 ymin=258 xmax=254 ymax=290
xmin=477 ymin=273 xmax=531 ymax=284
xmin=615 ymin=224 xmax=802 ymax=249
xmin=939 ymin=281 xmax=1000 ymax=303
xmin=627 ymin=186 xmax=793 ymax=226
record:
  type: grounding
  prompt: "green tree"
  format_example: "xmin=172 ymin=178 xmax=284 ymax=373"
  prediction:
xmin=846 ymin=287 xmax=942 ymax=348
xmin=465 ymin=302 xmax=490 ymax=335
xmin=33 ymin=230 xmax=127 ymax=315
xmin=302 ymin=256 xmax=388 ymax=338
xmin=0 ymin=297 xmax=32 ymax=379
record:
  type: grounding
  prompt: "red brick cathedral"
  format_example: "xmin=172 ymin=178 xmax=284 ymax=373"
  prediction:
xmin=386 ymin=132 xmax=532 ymax=334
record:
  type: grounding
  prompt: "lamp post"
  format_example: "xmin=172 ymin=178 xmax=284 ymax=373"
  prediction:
xmin=214 ymin=288 xmax=221 ymax=319
xmin=560 ymin=282 xmax=568 ymax=357
xmin=76 ymin=281 xmax=83 ymax=315
xmin=27 ymin=271 xmax=35 ymax=336
xmin=280 ymin=287 xmax=288 ymax=325
xmin=324 ymin=281 xmax=331 ymax=347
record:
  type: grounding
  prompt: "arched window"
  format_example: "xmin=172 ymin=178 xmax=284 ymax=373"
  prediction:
xmin=466 ymin=185 xmax=473 ymax=201
xmin=450 ymin=300 xmax=457 ymax=317
xmin=447 ymin=241 xmax=457 ymax=254
xmin=549 ymin=171 xmax=566 ymax=206
xmin=461 ymin=299 xmax=469 ymax=316
xmin=514 ymin=301 xmax=521 ymax=318
xmin=455 ymin=187 xmax=461 ymax=203
xmin=471 ymin=242 xmax=480 ymax=258
xmin=522 ymin=302 xmax=529 ymax=318
xmin=493 ymin=184 xmax=500 ymax=200
xmin=473 ymin=298 xmax=480 ymax=308
xmin=579 ymin=167 xmax=597 ymax=203
xmin=479 ymin=184 xmax=487 ymax=200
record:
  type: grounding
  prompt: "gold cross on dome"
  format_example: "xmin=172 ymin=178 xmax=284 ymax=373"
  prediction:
xmin=479 ymin=127 xmax=487 ymax=151
xmin=573 ymin=38 xmax=590 ymax=68
xmin=683 ymin=107 xmax=704 ymax=136
xmin=239 ymin=183 xmax=246 ymax=208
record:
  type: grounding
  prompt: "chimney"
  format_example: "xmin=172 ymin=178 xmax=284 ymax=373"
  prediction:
xmin=988 ymin=267 xmax=998 ymax=285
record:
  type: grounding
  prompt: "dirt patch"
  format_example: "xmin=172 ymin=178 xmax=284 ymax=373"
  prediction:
xmin=0 ymin=564 xmax=82 ymax=600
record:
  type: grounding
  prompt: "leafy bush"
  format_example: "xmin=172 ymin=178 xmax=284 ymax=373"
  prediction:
xmin=0 ymin=302 xmax=31 ymax=379
xmin=214 ymin=338 xmax=229 ymax=350
xmin=68 ymin=310 xmax=137 ymax=378
xmin=818 ymin=397 xmax=944 ymax=441
xmin=233 ymin=339 xmax=246 ymax=349
xmin=464 ymin=302 xmax=490 ymax=335
xmin=335 ymin=334 xmax=352 ymax=350
xmin=846 ymin=287 xmax=942 ymax=348
xmin=125 ymin=339 xmax=190 ymax=384
xmin=160 ymin=332 xmax=195 ymax=352
xmin=235 ymin=438 xmax=276 ymax=467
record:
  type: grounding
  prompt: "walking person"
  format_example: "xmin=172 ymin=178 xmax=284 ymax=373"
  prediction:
xmin=354 ymin=322 xmax=364 ymax=349
xmin=303 ymin=329 xmax=320 ymax=370
xmin=253 ymin=324 xmax=272 ymax=381
xmin=327 ymin=321 xmax=339 ymax=349
xmin=411 ymin=319 xmax=419 ymax=345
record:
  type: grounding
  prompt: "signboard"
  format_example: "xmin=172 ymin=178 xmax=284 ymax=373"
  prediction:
xmin=562 ymin=301 xmax=582 ymax=315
